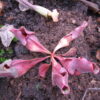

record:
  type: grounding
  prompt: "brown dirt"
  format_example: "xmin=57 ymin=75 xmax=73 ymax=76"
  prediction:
xmin=0 ymin=0 xmax=100 ymax=100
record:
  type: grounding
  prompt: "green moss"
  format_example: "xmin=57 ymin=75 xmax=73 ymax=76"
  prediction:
xmin=6 ymin=48 xmax=13 ymax=54
xmin=0 ymin=49 xmax=5 ymax=56
xmin=0 ymin=25 xmax=3 ymax=28
xmin=0 ymin=57 xmax=8 ymax=63
xmin=13 ymin=37 xmax=18 ymax=42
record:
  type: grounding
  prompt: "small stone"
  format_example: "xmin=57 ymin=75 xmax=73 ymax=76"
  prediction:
xmin=90 ymin=79 xmax=96 ymax=84
xmin=78 ymin=85 xmax=82 ymax=90
xmin=6 ymin=16 xmax=14 ymax=21
xmin=96 ymin=49 xmax=100 ymax=60
xmin=71 ymin=18 xmax=76 ymax=24
xmin=10 ymin=80 xmax=14 ymax=85
xmin=97 ymin=17 xmax=100 ymax=23
xmin=0 ymin=1 xmax=4 ymax=16
xmin=97 ymin=27 xmax=100 ymax=33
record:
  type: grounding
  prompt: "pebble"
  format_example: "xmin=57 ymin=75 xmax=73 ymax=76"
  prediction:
xmin=0 ymin=1 xmax=4 ymax=16
xmin=96 ymin=49 xmax=100 ymax=60
xmin=97 ymin=17 xmax=100 ymax=23
xmin=90 ymin=79 xmax=96 ymax=84
xmin=97 ymin=27 xmax=100 ymax=33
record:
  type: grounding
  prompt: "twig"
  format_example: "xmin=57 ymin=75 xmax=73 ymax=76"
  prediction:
xmin=80 ymin=0 xmax=100 ymax=14
xmin=16 ymin=91 xmax=22 ymax=100
xmin=82 ymin=88 xmax=100 ymax=100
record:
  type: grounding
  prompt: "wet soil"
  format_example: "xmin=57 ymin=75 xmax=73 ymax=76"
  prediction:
xmin=0 ymin=0 xmax=100 ymax=100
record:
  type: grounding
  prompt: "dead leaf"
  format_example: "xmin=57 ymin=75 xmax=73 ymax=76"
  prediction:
xmin=0 ymin=24 xmax=15 ymax=47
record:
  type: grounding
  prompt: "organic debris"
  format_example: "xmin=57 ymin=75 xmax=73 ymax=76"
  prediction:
xmin=82 ymin=88 xmax=100 ymax=100
xmin=0 ymin=24 xmax=15 ymax=47
xmin=80 ymin=0 xmax=100 ymax=14
xmin=16 ymin=0 xmax=59 ymax=22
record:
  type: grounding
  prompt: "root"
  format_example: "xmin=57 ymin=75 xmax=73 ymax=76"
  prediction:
xmin=82 ymin=87 xmax=100 ymax=100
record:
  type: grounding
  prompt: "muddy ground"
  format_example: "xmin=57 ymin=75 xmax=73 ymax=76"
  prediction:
xmin=0 ymin=0 xmax=100 ymax=100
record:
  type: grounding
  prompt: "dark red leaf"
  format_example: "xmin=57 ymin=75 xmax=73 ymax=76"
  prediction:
xmin=39 ymin=63 xmax=50 ymax=78
xmin=56 ymin=56 xmax=100 ymax=75
xmin=51 ymin=57 xmax=70 ymax=94
xmin=54 ymin=21 xmax=88 ymax=52
xmin=11 ymin=27 xmax=51 ymax=54
xmin=0 ymin=57 xmax=48 ymax=78
xmin=60 ymin=47 xmax=77 ymax=57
